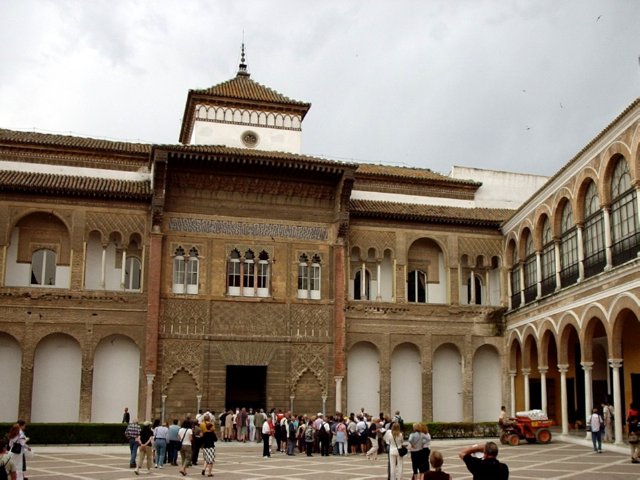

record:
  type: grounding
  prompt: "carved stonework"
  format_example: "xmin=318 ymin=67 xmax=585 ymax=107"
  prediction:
xmin=161 ymin=339 xmax=203 ymax=393
xmin=160 ymin=299 xmax=209 ymax=336
xmin=291 ymin=343 xmax=328 ymax=396
xmin=290 ymin=304 xmax=332 ymax=338
xmin=349 ymin=229 xmax=396 ymax=258
xmin=458 ymin=237 xmax=502 ymax=265
xmin=86 ymin=212 xmax=146 ymax=243
xmin=211 ymin=302 xmax=287 ymax=336
xmin=215 ymin=342 xmax=275 ymax=365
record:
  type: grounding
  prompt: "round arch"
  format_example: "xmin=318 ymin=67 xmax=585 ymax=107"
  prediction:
xmin=347 ymin=341 xmax=380 ymax=416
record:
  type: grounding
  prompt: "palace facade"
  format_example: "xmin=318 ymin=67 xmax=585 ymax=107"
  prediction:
xmin=0 ymin=53 xmax=638 ymax=442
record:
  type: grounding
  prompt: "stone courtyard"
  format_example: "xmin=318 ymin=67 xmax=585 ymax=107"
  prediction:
xmin=21 ymin=437 xmax=639 ymax=479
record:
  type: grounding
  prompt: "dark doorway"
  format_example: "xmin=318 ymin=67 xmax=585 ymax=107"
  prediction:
xmin=225 ymin=365 xmax=267 ymax=411
xmin=529 ymin=379 xmax=541 ymax=410
xmin=632 ymin=373 xmax=640 ymax=404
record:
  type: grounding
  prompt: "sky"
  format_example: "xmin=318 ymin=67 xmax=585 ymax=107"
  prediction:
xmin=1 ymin=0 xmax=639 ymax=178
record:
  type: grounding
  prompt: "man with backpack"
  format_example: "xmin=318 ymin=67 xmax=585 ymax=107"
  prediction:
xmin=0 ymin=439 xmax=17 ymax=480
xmin=588 ymin=408 xmax=604 ymax=453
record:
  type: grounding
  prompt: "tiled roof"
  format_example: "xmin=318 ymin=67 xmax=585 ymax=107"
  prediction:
xmin=0 ymin=171 xmax=151 ymax=200
xmin=156 ymin=144 xmax=358 ymax=173
xmin=356 ymin=163 xmax=480 ymax=186
xmin=0 ymin=129 xmax=152 ymax=155
xmin=192 ymin=74 xmax=310 ymax=108
xmin=350 ymin=199 xmax=513 ymax=226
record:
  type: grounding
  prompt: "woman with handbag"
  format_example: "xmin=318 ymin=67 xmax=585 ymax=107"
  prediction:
xmin=628 ymin=402 xmax=640 ymax=463
xmin=7 ymin=424 xmax=25 ymax=480
xmin=384 ymin=422 xmax=407 ymax=480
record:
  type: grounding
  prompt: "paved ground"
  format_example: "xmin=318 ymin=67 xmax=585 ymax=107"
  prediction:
xmin=18 ymin=436 xmax=640 ymax=479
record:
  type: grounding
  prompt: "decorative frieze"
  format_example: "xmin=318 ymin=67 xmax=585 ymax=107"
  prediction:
xmin=168 ymin=217 xmax=327 ymax=241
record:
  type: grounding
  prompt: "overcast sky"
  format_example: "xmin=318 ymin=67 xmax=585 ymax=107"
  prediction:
xmin=1 ymin=0 xmax=639 ymax=177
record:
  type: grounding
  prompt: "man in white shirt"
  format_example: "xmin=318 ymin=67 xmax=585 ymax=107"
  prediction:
xmin=588 ymin=408 xmax=603 ymax=453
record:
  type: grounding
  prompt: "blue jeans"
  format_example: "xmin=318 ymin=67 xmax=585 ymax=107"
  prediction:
xmin=591 ymin=430 xmax=602 ymax=451
xmin=155 ymin=439 xmax=167 ymax=467
xmin=128 ymin=437 xmax=139 ymax=465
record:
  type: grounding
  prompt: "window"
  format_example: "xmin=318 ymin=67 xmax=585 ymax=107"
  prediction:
xmin=510 ymin=248 xmax=521 ymax=309
xmin=186 ymin=247 xmax=199 ymax=294
xmin=560 ymin=202 xmax=579 ymax=286
xmin=523 ymin=234 xmax=537 ymax=303
xmin=583 ymin=182 xmax=606 ymax=277
xmin=353 ymin=269 xmax=370 ymax=300
xmin=540 ymin=217 xmax=556 ymax=296
xmin=610 ymin=157 xmax=639 ymax=265
xmin=467 ymin=275 xmax=482 ymax=305
xmin=297 ymin=253 xmax=322 ymax=300
xmin=172 ymin=246 xmax=199 ymax=294
xmin=227 ymin=248 xmax=271 ymax=297
xmin=31 ymin=249 xmax=56 ymax=286
xmin=172 ymin=246 xmax=186 ymax=294
xmin=407 ymin=269 xmax=427 ymax=303
xmin=124 ymin=256 xmax=141 ymax=291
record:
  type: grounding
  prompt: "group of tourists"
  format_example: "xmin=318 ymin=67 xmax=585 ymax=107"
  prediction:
xmin=0 ymin=420 xmax=30 ymax=480
xmin=124 ymin=411 xmax=217 ymax=476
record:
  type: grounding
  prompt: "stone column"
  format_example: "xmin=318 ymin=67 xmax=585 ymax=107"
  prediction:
xmin=581 ymin=361 xmax=593 ymax=439
xmin=380 ymin=346 xmax=391 ymax=415
xmin=334 ymin=376 xmax=344 ymax=413
xmin=100 ymin=244 xmax=107 ymax=288
xmin=321 ymin=394 xmax=328 ymax=415
xmin=469 ymin=269 xmax=475 ymax=304
xmin=290 ymin=395 xmax=295 ymax=412
xmin=161 ymin=395 xmax=167 ymax=423
xmin=120 ymin=250 xmax=127 ymax=288
xmin=145 ymin=374 xmax=155 ymax=421
xmin=79 ymin=364 xmax=94 ymax=422
xmin=360 ymin=262 xmax=366 ymax=299
xmin=507 ymin=269 xmax=513 ymax=310
xmin=376 ymin=262 xmax=382 ymax=300
xmin=19 ymin=360 xmax=34 ymax=422
xmin=518 ymin=263 xmax=526 ymax=306
xmin=522 ymin=368 xmax=531 ymax=411
xmin=558 ymin=364 xmax=569 ymax=435
xmin=538 ymin=367 xmax=548 ymax=415
xmin=197 ymin=394 xmax=202 ymax=414
xmin=509 ymin=370 xmax=517 ymax=417
xmin=554 ymin=241 xmax=562 ymax=289
xmin=609 ymin=359 xmax=624 ymax=445
xmin=334 ymin=240 xmax=346 ymax=385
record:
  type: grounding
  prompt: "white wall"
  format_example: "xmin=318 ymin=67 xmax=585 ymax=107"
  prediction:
xmin=429 ymin=252 xmax=447 ymax=303
xmin=347 ymin=343 xmax=380 ymax=415
xmin=391 ymin=344 xmax=422 ymax=422
xmin=0 ymin=335 xmax=21 ymax=421
xmin=488 ymin=268 xmax=501 ymax=305
xmin=381 ymin=255 xmax=394 ymax=301
xmin=432 ymin=344 xmax=463 ymax=421
xmin=193 ymin=120 xmax=302 ymax=154
xmin=473 ymin=346 xmax=502 ymax=421
xmin=92 ymin=336 xmax=140 ymax=422
xmin=31 ymin=334 xmax=82 ymax=422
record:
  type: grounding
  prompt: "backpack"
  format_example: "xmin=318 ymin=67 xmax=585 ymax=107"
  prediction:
xmin=288 ymin=421 xmax=296 ymax=437
xmin=358 ymin=421 xmax=369 ymax=438
xmin=305 ymin=426 xmax=314 ymax=442
xmin=318 ymin=422 xmax=330 ymax=438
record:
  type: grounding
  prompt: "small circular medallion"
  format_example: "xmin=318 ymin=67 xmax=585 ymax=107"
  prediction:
xmin=241 ymin=130 xmax=259 ymax=148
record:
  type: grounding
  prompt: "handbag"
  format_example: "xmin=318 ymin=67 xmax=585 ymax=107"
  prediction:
xmin=10 ymin=442 xmax=22 ymax=454
xmin=393 ymin=435 xmax=408 ymax=457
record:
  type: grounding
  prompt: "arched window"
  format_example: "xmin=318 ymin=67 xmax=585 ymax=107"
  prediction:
xmin=523 ymin=234 xmax=537 ymax=303
xmin=310 ymin=255 xmax=321 ymax=300
xmin=407 ymin=269 xmax=427 ymax=303
xmin=560 ymin=202 xmax=579 ymax=286
xmin=172 ymin=246 xmax=186 ymax=294
xmin=540 ymin=217 xmax=556 ymax=296
xmin=510 ymin=247 xmax=521 ymax=309
xmin=610 ymin=157 xmax=639 ymax=265
xmin=31 ymin=248 xmax=56 ymax=286
xmin=297 ymin=254 xmax=309 ymax=299
xmin=124 ymin=257 xmax=141 ymax=291
xmin=186 ymin=247 xmax=199 ymax=294
xmin=243 ymin=250 xmax=255 ymax=297
xmin=583 ymin=182 xmax=605 ymax=277
xmin=227 ymin=249 xmax=241 ymax=296
xmin=256 ymin=250 xmax=270 ymax=297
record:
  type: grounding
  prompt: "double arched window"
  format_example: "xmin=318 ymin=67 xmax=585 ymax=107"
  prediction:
xmin=297 ymin=254 xmax=322 ymax=300
xmin=172 ymin=246 xmax=200 ymax=294
xmin=227 ymin=248 xmax=270 ymax=297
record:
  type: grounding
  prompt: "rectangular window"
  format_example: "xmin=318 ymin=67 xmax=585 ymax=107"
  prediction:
xmin=186 ymin=258 xmax=199 ymax=294
xmin=243 ymin=260 xmax=255 ymax=296
xmin=227 ymin=260 xmax=241 ymax=295
xmin=173 ymin=257 xmax=185 ymax=294
xmin=310 ymin=263 xmax=321 ymax=300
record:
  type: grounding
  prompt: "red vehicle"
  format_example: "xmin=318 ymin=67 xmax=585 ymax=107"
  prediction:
xmin=500 ymin=411 xmax=553 ymax=446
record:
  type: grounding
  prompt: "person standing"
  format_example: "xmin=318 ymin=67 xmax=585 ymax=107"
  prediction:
xmin=201 ymin=420 xmax=217 ymax=477
xmin=122 ymin=407 xmax=130 ymax=424
xmin=124 ymin=419 xmax=141 ymax=469
xmin=627 ymin=402 xmax=640 ymax=463
xmin=255 ymin=409 xmax=266 ymax=443
xmin=167 ymin=419 xmax=181 ymax=466
xmin=408 ymin=423 xmax=423 ymax=479
xmin=459 ymin=442 xmax=509 ymax=479
xmin=248 ymin=408 xmax=256 ymax=443
xmin=178 ymin=420 xmax=193 ymax=476
xmin=602 ymin=402 xmax=614 ymax=443
xmin=588 ymin=408 xmax=603 ymax=453
xmin=261 ymin=416 xmax=272 ymax=458
xmin=420 ymin=423 xmax=432 ymax=475
xmin=6 ymin=424 xmax=24 ymax=480
xmin=384 ymin=422 xmax=406 ymax=480
xmin=0 ymin=438 xmax=17 ymax=480
xmin=134 ymin=421 xmax=154 ymax=475
xmin=153 ymin=420 xmax=169 ymax=469
xmin=424 ymin=450 xmax=451 ymax=480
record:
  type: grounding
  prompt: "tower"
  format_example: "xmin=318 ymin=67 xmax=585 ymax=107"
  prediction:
xmin=179 ymin=45 xmax=311 ymax=153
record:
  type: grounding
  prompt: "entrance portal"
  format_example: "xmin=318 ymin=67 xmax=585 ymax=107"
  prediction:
xmin=225 ymin=365 xmax=267 ymax=411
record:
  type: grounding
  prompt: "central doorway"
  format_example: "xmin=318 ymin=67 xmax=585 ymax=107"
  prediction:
xmin=225 ymin=365 xmax=267 ymax=411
